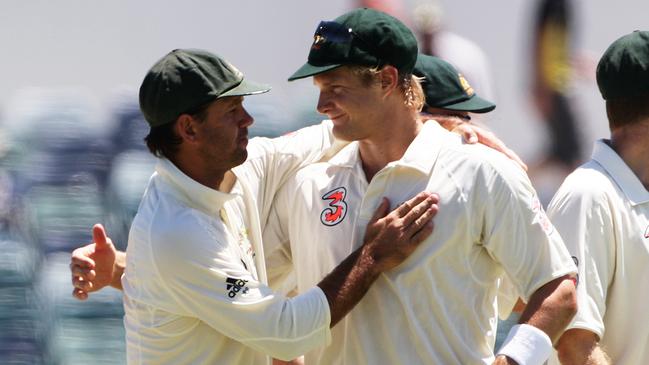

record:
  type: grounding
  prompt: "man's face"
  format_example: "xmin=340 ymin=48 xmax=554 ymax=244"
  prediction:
xmin=314 ymin=66 xmax=384 ymax=142
xmin=195 ymin=96 xmax=253 ymax=170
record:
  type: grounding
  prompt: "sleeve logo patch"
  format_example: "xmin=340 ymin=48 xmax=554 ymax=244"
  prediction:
xmin=320 ymin=187 xmax=348 ymax=226
xmin=644 ymin=224 xmax=649 ymax=239
xmin=531 ymin=196 xmax=554 ymax=235
xmin=226 ymin=277 xmax=249 ymax=298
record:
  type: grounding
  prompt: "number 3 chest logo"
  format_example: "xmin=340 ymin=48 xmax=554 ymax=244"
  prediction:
xmin=320 ymin=187 xmax=348 ymax=226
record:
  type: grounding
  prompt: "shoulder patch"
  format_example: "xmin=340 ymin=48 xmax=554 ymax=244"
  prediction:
xmin=320 ymin=187 xmax=348 ymax=226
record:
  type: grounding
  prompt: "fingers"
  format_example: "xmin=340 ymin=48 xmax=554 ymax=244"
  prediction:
xmin=404 ymin=200 xmax=439 ymax=238
xmin=72 ymin=288 xmax=89 ymax=301
xmin=92 ymin=223 xmax=110 ymax=249
xmin=400 ymin=193 xmax=439 ymax=227
xmin=70 ymin=263 xmax=96 ymax=281
xmin=392 ymin=192 xmax=432 ymax=219
xmin=452 ymin=123 xmax=478 ymax=144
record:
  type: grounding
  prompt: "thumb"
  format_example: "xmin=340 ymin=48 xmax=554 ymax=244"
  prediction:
xmin=92 ymin=224 xmax=110 ymax=249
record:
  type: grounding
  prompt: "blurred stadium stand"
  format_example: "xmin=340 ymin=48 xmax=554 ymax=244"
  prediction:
xmin=0 ymin=87 xmax=314 ymax=364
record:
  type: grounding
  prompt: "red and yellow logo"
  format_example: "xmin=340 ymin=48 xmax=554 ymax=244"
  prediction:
xmin=321 ymin=187 xmax=348 ymax=226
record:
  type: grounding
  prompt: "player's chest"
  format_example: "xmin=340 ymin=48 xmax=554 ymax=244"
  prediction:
xmin=290 ymin=168 xmax=469 ymax=259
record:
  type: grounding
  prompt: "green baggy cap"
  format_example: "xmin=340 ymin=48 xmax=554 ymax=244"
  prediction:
xmin=413 ymin=54 xmax=495 ymax=113
xmin=597 ymin=31 xmax=649 ymax=100
xmin=288 ymin=8 xmax=418 ymax=81
xmin=139 ymin=49 xmax=271 ymax=127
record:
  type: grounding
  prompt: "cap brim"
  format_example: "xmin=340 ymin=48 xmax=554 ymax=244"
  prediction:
xmin=220 ymin=78 xmax=271 ymax=98
xmin=438 ymin=95 xmax=496 ymax=113
xmin=288 ymin=63 xmax=343 ymax=81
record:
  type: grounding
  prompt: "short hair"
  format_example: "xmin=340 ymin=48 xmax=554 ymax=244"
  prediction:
xmin=349 ymin=65 xmax=425 ymax=112
xmin=605 ymin=92 xmax=649 ymax=130
xmin=143 ymin=100 xmax=211 ymax=159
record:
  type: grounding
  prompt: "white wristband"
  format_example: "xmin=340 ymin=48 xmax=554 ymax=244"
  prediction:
xmin=496 ymin=324 xmax=552 ymax=365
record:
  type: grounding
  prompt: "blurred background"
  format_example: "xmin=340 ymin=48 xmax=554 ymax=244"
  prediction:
xmin=0 ymin=0 xmax=646 ymax=363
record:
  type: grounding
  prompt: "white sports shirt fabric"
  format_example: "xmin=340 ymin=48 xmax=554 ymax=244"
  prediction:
xmin=122 ymin=122 xmax=338 ymax=365
xmin=547 ymin=140 xmax=649 ymax=364
xmin=265 ymin=121 xmax=577 ymax=365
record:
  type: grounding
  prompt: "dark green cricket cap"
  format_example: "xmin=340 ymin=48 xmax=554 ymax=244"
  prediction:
xmin=597 ymin=31 xmax=649 ymax=100
xmin=139 ymin=49 xmax=271 ymax=127
xmin=288 ymin=8 xmax=418 ymax=81
xmin=413 ymin=54 xmax=495 ymax=113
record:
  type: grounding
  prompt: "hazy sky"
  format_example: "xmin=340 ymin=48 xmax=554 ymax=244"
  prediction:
xmin=2 ymin=0 xmax=647 ymax=159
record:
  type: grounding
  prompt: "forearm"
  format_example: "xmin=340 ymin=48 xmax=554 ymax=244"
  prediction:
xmin=317 ymin=245 xmax=381 ymax=327
xmin=111 ymin=250 xmax=126 ymax=290
xmin=556 ymin=329 xmax=611 ymax=365
xmin=519 ymin=275 xmax=577 ymax=343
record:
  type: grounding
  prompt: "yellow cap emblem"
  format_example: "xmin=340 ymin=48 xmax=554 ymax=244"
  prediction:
xmin=458 ymin=74 xmax=475 ymax=97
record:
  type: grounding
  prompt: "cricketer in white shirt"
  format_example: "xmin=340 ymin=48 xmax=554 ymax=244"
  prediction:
xmin=547 ymin=140 xmax=649 ymax=364
xmin=122 ymin=121 xmax=338 ymax=365
xmin=264 ymin=120 xmax=577 ymax=364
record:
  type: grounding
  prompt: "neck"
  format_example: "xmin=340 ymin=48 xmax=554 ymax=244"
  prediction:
xmin=358 ymin=109 xmax=422 ymax=181
xmin=609 ymin=120 xmax=649 ymax=189
xmin=169 ymin=153 xmax=227 ymax=191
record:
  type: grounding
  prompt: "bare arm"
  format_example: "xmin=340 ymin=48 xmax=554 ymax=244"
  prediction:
xmin=555 ymin=329 xmax=611 ymax=365
xmin=318 ymin=192 xmax=438 ymax=326
xmin=432 ymin=115 xmax=528 ymax=171
xmin=494 ymin=275 xmax=578 ymax=364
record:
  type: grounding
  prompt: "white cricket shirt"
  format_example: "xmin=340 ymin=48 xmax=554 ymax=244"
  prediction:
xmin=122 ymin=122 xmax=337 ymax=364
xmin=547 ymin=140 xmax=649 ymax=364
xmin=265 ymin=121 xmax=576 ymax=364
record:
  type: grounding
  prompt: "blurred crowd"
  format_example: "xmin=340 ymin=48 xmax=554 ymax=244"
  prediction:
xmin=0 ymin=88 xmax=316 ymax=364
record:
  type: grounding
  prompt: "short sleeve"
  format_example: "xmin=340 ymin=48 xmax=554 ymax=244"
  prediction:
xmin=480 ymin=161 xmax=577 ymax=302
xmin=547 ymin=180 xmax=615 ymax=338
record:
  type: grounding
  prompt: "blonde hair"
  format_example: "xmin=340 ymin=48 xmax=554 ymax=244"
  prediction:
xmin=349 ymin=65 xmax=425 ymax=112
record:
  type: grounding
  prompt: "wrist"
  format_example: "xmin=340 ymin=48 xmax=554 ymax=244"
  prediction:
xmin=496 ymin=324 xmax=552 ymax=365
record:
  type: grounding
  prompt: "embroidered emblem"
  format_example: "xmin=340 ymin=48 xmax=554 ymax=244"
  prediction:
xmin=458 ymin=74 xmax=475 ymax=96
xmin=320 ymin=187 xmax=348 ymax=226
xmin=531 ymin=196 xmax=554 ymax=235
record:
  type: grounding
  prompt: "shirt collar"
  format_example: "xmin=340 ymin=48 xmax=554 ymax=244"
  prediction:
xmin=397 ymin=120 xmax=449 ymax=174
xmin=327 ymin=141 xmax=361 ymax=168
xmin=155 ymin=158 xmax=238 ymax=215
xmin=592 ymin=139 xmax=649 ymax=206
xmin=326 ymin=120 xmax=449 ymax=175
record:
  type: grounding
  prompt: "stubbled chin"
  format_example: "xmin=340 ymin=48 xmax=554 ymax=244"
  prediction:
xmin=331 ymin=126 xmax=354 ymax=142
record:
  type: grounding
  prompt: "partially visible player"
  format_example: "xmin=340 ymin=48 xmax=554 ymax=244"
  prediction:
xmin=548 ymin=30 xmax=649 ymax=365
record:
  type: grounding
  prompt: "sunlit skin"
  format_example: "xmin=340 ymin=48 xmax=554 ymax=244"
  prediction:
xmin=313 ymin=66 xmax=422 ymax=181
xmin=173 ymin=96 xmax=253 ymax=190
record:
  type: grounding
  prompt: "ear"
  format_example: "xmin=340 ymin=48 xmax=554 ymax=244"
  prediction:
xmin=378 ymin=66 xmax=399 ymax=97
xmin=175 ymin=114 xmax=199 ymax=144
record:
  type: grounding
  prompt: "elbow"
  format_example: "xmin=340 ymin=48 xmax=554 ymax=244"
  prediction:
xmin=558 ymin=275 xmax=578 ymax=320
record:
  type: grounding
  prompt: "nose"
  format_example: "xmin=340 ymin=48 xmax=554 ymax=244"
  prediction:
xmin=316 ymin=92 xmax=332 ymax=115
xmin=240 ymin=106 xmax=254 ymax=128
